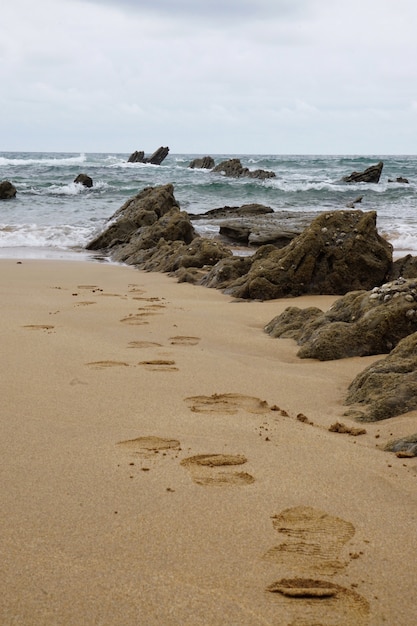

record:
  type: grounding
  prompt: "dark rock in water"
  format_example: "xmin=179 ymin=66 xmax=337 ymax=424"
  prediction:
xmin=212 ymin=158 xmax=276 ymax=180
xmin=342 ymin=161 xmax=383 ymax=183
xmin=345 ymin=195 xmax=363 ymax=208
xmin=127 ymin=150 xmax=145 ymax=163
xmin=0 ymin=180 xmax=17 ymax=199
xmin=189 ymin=203 xmax=274 ymax=220
xmin=345 ymin=331 xmax=417 ymax=421
xmin=208 ymin=209 xmax=392 ymax=300
xmin=189 ymin=156 xmax=215 ymax=169
xmin=388 ymin=176 xmax=409 ymax=184
xmin=74 ymin=173 xmax=93 ymax=188
xmin=127 ymin=147 xmax=169 ymax=165
xmin=266 ymin=277 xmax=417 ymax=361
xmin=384 ymin=434 xmax=417 ymax=456
xmin=86 ymin=184 xmax=181 ymax=251
xmin=145 ymin=146 xmax=169 ymax=165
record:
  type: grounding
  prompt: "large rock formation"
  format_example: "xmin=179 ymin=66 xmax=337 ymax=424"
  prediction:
xmin=212 ymin=158 xmax=276 ymax=180
xmin=0 ymin=180 xmax=17 ymax=199
xmin=265 ymin=277 xmax=417 ymax=361
xmin=345 ymin=331 xmax=417 ymax=421
xmin=204 ymin=210 xmax=392 ymax=300
xmin=85 ymin=183 xmax=232 ymax=280
xmin=342 ymin=161 xmax=383 ymax=184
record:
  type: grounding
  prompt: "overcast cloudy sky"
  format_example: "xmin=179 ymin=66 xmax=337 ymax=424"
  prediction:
xmin=1 ymin=0 xmax=417 ymax=154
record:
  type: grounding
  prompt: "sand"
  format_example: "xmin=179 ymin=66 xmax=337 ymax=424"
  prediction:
xmin=0 ymin=258 xmax=416 ymax=626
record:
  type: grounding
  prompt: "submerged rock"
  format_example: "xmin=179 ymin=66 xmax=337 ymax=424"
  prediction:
xmin=345 ymin=331 xmax=417 ymax=421
xmin=0 ymin=180 xmax=17 ymax=199
xmin=207 ymin=209 xmax=392 ymax=300
xmin=74 ymin=173 xmax=93 ymax=188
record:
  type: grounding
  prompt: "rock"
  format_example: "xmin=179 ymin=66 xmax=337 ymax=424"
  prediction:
xmin=137 ymin=237 xmax=232 ymax=274
xmin=219 ymin=222 xmax=298 ymax=248
xmin=201 ymin=255 xmax=253 ymax=291
xmin=212 ymin=158 xmax=276 ymax=179
xmin=0 ymin=180 xmax=17 ymax=199
xmin=346 ymin=195 xmax=363 ymax=208
xmin=342 ymin=161 xmax=383 ymax=183
xmin=267 ymin=277 xmax=417 ymax=361
xmin=74 ymin=173 xmax=93 ymax=188
xmin=265 ymin=306 xmax=323 ymax=340
xmin=127 ymin=150 xmax=145 ymax=163
xmin=127 ymin=147 xmax=169 ymax=165
xmin=86 ymin=184 xmax=181 ymax=251
xmin=145 ymin=146 xmax=169 ymax=165
xmin=388 ymin=176 xmax=409 ymax=184
xmin=189 ymin=156 xmax=215 ymax=169
xmin=385 ymin=434 xmax=417 ymax=457
xmin=189 ymin=203 xmax=274 ymax=220
xmin=211 ymin=209 xmax=392 ymax=300
xmin=345 ymin=331 xmax=417 ymax=421
xmin=387 ymin=254 xmax=417 ymax=281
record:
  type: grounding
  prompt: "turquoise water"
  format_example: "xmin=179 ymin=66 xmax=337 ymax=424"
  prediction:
xmin=0 ymin=152 xmax=416 ymax=258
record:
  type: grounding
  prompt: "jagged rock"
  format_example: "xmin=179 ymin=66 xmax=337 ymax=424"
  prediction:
xmin=201 ymin=255 xmax=253 ymax=291
xmin=266 ymin=277 xmax=417 ymax=361
xmin=127 ymin=150 xmax=145 ymax=163
xmin=74 ymin=173 xmax=93 ymax=188
xmin=145 ymin=146 xmax=169 ymax=165
xmin=342 ymin=161 xmax=383 ymax=183
xmin=127 ymin=147 xmax=169 ymax=165
xmin=211 ymin=210 xmax=392 ymax=300
xmin=345 ymin=331 xmax=417 ymax=421
xmin=189 ymin=156 xmax=215 ymax=169
xmin=110 ymin=208 xmax=195 ymax=264
xmin=86 ymin=184 xmax=181 ymax=251
xmin=388 ymin=176 xmax=409 ymax=184
xmin=0 ymin=180 xmax=17 ymax=199
xmin=212 ymin=158 xmax=276 ymax=180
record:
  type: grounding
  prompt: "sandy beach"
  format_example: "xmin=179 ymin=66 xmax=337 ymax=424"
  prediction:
xmin=1 ymin=258 xmax=416 ymax=626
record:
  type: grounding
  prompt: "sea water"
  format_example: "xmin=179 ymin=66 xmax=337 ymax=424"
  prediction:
xmin=0 ymin=152 xmax=416 ymax=259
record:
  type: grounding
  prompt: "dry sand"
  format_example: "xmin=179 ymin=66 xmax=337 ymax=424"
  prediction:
xmin=0 ymin=258 xmax=416 ymax=626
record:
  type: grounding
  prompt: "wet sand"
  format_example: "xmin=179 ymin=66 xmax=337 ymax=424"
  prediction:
xmin=1 ymin=259 xmax=416 ymax=625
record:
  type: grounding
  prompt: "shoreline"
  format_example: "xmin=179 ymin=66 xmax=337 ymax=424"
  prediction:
xmin=1 ymin=258 xmax=416 ymax=625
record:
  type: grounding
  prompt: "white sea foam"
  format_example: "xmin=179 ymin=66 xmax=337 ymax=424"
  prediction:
xmin=0 ymin=223 xmax=95 ymax=248
xmin=0 ymin=154 xmax=86 ymax=167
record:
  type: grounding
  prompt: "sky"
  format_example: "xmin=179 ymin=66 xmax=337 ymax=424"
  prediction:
xmin=1 ymin=0 xmax=417 ymax=154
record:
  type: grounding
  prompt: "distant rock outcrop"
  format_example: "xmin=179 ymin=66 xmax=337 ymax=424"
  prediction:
xmin=388 ymin=176 xmax=409 ymax=184
xmin=127 ymin=147 xmax=169 ymax=165
xmin=212 ymin=158 xmax=276 ymax=180
xmin=0 ymin=180 xmax=17 ymax=199
xmin=189 ymin=156 xmax=215 ymax=169
xmin=204 ymin=209 xmax=392 ymax=300
xmin=342 ymin=161 xmax=383 ymax=184
xmin=74 ymin=173 xmax=93 ymax=188
xmin=265 ymin=277 xmax=417 ymax=361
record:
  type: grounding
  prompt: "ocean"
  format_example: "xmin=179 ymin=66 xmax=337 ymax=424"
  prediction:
xmin=1 ymin=152 xmax=416 ymax=260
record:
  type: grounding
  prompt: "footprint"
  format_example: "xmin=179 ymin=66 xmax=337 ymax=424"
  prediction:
xmin=138 ymin=360 xmax=178 ymax=372
xmin=180 ymin=454 xmax=255 ymax=487
xmin=23 ymin=324 xmax=55 ymax=331
xmin=169 ymin=336 xmax=200 ymax=346
xmin=267 ymin=578 xmax=369 ymax=626
xmin=263 ymin=506 xmax=355 ymax=576
xmin=76 ymin=284 xmax=100 ymax=291
xmin=127 ymin=341 xmax=163 ymax=349
xmin=185 ymin=393 xmax=270 ymax=415
xmin=117 ymin=436 xmax=181 ymax=458
xmin=86 ymin=361 xmax=130 ymax=370
xmin=74 ymin=301 xmax=96 ymax=307
xmin=120 ymin=314 xmax=150 ymax=325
